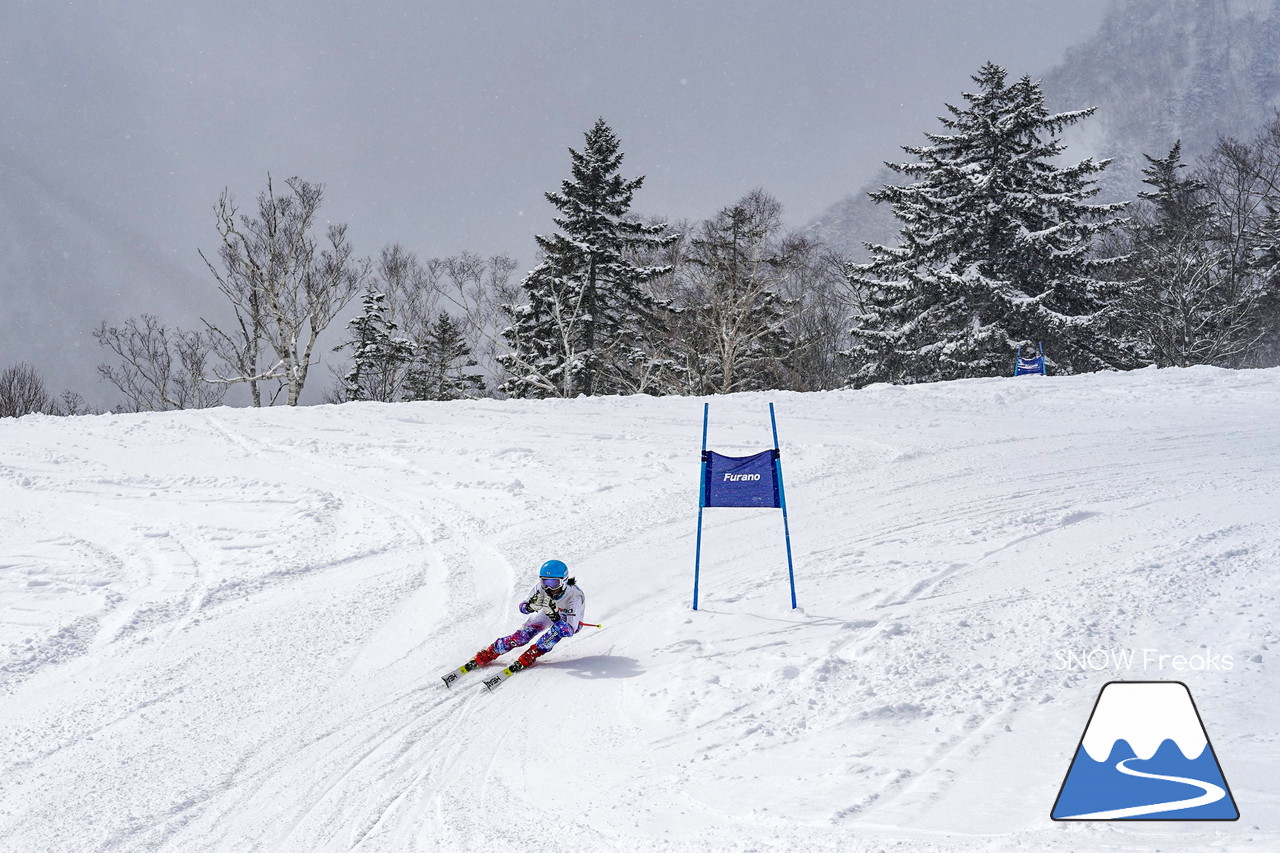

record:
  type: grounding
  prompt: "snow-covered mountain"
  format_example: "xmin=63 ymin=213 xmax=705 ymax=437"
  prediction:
xmin=1 ymin=368 xmax=1276 ymax=850
xmin=811 ymin=0 xmax=1280 ymax=259
xmin=1047 ymin=0 xmax=1280 ymax=199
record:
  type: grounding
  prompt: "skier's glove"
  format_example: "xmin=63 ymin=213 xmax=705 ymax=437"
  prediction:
xmin=519 ymin=601 xmax=531 ymax=614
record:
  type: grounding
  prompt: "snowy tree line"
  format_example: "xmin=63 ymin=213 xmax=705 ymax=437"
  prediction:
xmin=1102 ymin=132 xmax=1280 ymax=370
xmin=37 ymin=119 xmax=848 ymax=413
xmin=847 ymin=63 xmax=1280 ymax=385
xmin=6 ymin=62 xmax=1280 ymax=417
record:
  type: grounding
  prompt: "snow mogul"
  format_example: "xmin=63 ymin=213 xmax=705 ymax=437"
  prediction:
xmin=468 ymin=559 xmax=586 ymax=672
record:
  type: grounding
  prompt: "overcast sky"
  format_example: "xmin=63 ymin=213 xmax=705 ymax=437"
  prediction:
xmin=0 ymin=0 xmax=1109 ymax=405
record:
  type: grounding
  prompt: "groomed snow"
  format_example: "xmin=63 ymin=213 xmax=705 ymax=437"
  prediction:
xmin=1 ymin=367 xmax=1276 ymax=851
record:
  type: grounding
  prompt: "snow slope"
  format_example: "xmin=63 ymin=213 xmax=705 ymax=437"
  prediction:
xmin=1 ymin=367 xmax=1277 ymax=852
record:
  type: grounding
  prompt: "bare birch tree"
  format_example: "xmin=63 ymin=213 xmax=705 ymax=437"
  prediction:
xmin=94 ymin=314 xmax=226 ymax=411
xmin=200 ymin=175 xmax=370 ymax=406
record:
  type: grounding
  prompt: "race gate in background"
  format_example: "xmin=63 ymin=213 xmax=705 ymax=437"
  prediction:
xmin=692 ymin=402 xmax=797 ymax=611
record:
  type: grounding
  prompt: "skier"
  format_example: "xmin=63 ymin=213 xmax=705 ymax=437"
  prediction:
xmin=469 ymin=559 xmax=586 ymax=671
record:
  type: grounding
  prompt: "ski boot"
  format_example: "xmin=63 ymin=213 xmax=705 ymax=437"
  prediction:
xmin=469 ymin=645 xmax=500 ymax=668
xmin=512 ymin=646 xmax=544 ymax=671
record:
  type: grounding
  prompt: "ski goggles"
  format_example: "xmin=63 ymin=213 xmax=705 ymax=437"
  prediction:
xmin=540 ymin=576 xmax=564 ymax=590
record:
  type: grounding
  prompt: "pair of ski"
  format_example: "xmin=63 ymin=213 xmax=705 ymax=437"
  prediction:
xmin=440 ymin=621 xmax=601 ymax=691
xmin=440 ymin=657 xmax=525 ymax=691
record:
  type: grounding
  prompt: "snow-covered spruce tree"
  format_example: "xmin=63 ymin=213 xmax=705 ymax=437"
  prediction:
xmin=403 ymin=312 xmax=484 ymax=401
xmin=674 ymin=190 xmax=797 ymax=394
xmin=333 ymin=287 xmax=414 ymax=402
xmin=845 ymin=63 xmax=1126 ymax=386
xmin=1106 ymin=142 xmax=1238 ymax=367
xmin=500 ymin=118 xmax=678 ymax=397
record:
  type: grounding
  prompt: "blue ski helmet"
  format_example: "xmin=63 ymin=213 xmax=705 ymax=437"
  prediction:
xmin=539 ymin=559 xmax=568 ymax=579
xmin=538 ymin=559 xmax=569 ymax=599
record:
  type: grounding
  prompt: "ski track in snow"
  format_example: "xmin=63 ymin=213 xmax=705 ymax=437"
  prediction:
xmin=0 ymin=367 xmax=1277 ymax=852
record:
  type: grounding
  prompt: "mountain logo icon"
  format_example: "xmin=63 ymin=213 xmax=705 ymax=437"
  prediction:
xmin=1051 ymin=680 xmax=1239 ymax=820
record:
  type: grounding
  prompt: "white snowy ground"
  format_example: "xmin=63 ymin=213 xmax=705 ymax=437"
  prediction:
xmin=0 ymin=367 xmax=1277 ymax=853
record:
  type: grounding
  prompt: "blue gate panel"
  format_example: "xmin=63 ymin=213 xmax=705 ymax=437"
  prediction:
xmin=1015 ymin=356 xmax=1046 ymax=375
xmin=703 ymin=450 xmax=781 ymax=508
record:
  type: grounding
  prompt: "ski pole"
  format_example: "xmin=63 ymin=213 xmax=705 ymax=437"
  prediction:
xmin=578 ymin=621 xmax=603 ymax=629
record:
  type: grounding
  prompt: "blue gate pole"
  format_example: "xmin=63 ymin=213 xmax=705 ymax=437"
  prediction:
xmin=692 ymin=403 xmax=710 ymax=611
xmin=769 ymin=403 xmax=798 ymax=609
